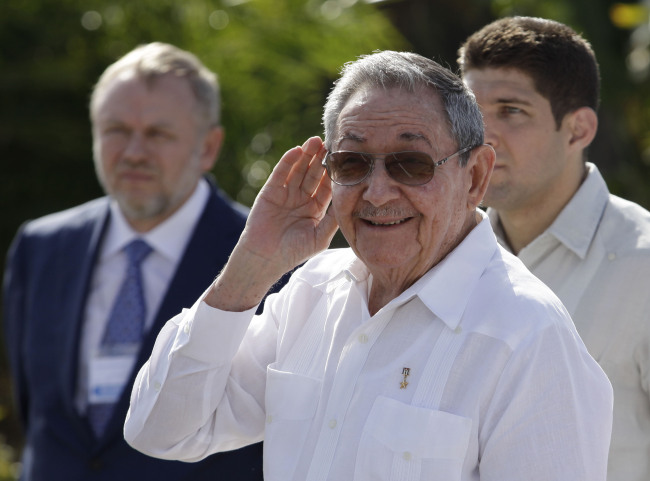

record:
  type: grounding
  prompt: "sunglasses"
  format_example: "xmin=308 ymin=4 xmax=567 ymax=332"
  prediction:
xmin=322 ymin=146 xmax=475 ymax=186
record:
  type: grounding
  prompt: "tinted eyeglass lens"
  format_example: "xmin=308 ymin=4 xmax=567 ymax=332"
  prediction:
xmin=327 ymin=152 xmax=372 ymax=185
xmin=385 ymin=152 xmax=435 ymax=185
xmin=326 ymin=151 xmax=436 ymax=186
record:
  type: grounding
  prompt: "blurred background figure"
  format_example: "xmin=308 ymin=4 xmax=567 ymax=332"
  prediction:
xmin=459 ymin=16 xmax=650 ymax=481
xmin=2 ymin=42 xmax=265 ymax=481
xmin=2 ymin=1 xmax=650 ymax=478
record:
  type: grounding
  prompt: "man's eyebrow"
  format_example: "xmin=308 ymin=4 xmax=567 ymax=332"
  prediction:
xmin=399 ymin=132 xmax=432 ymax=147
xmin=95 ymin=115 xmax=122 ymax=124
xmin=147 ymin=121 xmax=176 ymax=130
xmin=338 ymin=131 xmax=434 ymax=148
xmin=339 ymin=133 xmax=365 ymax=143
xmin=494 ymin=96 xmax=533 ymax=106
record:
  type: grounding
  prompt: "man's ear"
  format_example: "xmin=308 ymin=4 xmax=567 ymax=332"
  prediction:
xmin=200 ymin=126 xmax=225 ymax=172
xmin=466 ymin=144 xmax=495 ymax=209
xmin=567 ymin=107 xmax=598 ymax=151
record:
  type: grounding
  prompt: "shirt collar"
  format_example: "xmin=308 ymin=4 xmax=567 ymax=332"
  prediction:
xmin=409 ymin=210 xmax=498 ymax=330
xmin=546 ymin=163 xmax=608 ymax=259
xmin=317 ymin=210 xmax=498 ymax=331
xmin=487 ymin=208 xmax=507 ymax=250
xmin=101 ymin=178 xmax=210 ymax=261
xmin=309 ymin=249 xmax=370 ymax=290
xmin=488 ymin=163 xmax=609 ymax=260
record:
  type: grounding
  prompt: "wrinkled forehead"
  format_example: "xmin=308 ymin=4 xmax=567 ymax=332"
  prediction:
xmin=333 ymin=86 xmax=453 ymax=152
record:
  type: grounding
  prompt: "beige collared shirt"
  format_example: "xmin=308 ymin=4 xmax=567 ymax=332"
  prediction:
xmin=489 ymin=162 xmax=650 ymax=481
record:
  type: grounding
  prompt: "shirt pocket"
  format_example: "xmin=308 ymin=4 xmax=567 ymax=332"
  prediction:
xmin=263 ymin=363 xmax=321 ymax=481
xmin=354 ymin=396 xmax=472 ymax=481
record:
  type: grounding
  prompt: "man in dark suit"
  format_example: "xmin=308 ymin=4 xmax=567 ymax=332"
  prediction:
xmin=2 ymin=42 xmax=264 ymax=480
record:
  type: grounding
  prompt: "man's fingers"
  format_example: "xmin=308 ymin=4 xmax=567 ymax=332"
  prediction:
xmin=284 ymin=137 xmax=324 ymax=191
xmin=267 ymin=146 xmax=303 ymax=188
xmin=312 ymin=169 xmax=332 ymax=212
xmin=301 ymin=136 xmax=324 ymax=157
xmin=300 ymin=146 xmax=328 ymax=197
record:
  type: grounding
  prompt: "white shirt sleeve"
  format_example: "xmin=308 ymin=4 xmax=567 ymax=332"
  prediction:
xmin=477 ymin=322 xmax=613 ymax=481
xmin=124 ymin=295 xmax=276 ymax=461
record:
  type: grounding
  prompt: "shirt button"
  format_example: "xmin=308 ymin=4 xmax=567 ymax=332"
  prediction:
xmin=454 ymin=326 xmax=462 ymax=334
xmin=358 ymin=334 xmax=368 ymax=344
xmin=328 ymin=419 xmax=337 ymax=429
xmin=183 ymin=324 xmax=190 ymax=334
xmin=266 ymin=415 xmax=273 ymax=424
xmin=608 ymin=252 xmax=616 ymax=261
xmin=403 ymin=451 xmax=412 ymax=461
xmin=154 ymin=381 xmax=162 ymax=391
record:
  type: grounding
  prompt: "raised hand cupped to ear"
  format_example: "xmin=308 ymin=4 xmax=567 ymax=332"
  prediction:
xmin=240 ymin=136 xmax=339 ymax=276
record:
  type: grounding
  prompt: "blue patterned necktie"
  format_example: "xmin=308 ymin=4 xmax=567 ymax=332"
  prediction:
xmin=87 ymin=239 xmax=152 ymax=436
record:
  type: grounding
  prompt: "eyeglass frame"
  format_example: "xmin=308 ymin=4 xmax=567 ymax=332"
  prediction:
xmin=321 ymin=145 xmax=476 ymax=186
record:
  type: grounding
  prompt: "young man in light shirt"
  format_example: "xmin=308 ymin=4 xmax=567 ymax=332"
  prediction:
xmin=459 ymin=16 xmax=650 ymax=481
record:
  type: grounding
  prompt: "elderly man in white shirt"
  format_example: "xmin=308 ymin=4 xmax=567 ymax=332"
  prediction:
xmin=459 ymin=17 xmax=650 ymax=481
xmin=125 ymin=50 xmax=613 ymax=481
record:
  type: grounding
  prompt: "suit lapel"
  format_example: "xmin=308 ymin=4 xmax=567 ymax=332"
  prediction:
xmin=102 ymin=184 xmax=246 ymax=442
xmin=141 ymin=183 xmax=246 ymax=371
xmin=59 ymin=200 xmax=111 ymax=441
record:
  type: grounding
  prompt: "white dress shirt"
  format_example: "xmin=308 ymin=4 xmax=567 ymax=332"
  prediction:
xmin=76 ymin=179 xmax=209 ymax=412
xmin=125 ymin=210 xmax=612 ymax=481
xmin=489 ymin=162 xmax=650 ymax=481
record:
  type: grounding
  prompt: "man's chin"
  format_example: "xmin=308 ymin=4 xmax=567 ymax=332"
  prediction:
xmin=116 ymin=196 xmax=167 ymax=222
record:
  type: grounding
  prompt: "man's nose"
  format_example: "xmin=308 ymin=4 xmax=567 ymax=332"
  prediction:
xmin=362 ymin=159 xmax=402 ymax=206
xmin=123 ymin=133 xmax=148 ymax=161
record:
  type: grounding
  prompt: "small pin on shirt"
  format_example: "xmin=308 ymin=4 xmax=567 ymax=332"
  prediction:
xmin=400 ymin=367 xmax=410 ymax=389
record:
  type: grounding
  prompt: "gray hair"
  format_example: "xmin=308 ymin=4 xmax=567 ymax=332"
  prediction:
xmin=323 ymin=51 xmax=484 ymax=165
xmin=90 ymin=42 xmax=220 ymax=129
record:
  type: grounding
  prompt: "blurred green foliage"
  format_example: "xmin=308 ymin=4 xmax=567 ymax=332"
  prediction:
xmin=2 ymin=0 xmax=650 ymax=479
xmin=0 ymin=0 xmax=406 ymax=224
xmin=0 ymin=435 xmax=18 ymax=481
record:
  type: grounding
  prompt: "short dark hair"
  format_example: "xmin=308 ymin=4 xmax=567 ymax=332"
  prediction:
xmin=458 ymin=16 xmax=600 ymax=128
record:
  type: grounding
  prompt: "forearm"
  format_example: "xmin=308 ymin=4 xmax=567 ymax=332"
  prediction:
xmin=125 ymin=301 xmax=267 ymax=460
xmin=204 ymin=242 xmax=288 ymax=312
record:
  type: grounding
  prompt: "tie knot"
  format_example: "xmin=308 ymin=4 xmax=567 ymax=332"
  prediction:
xmin=124 ymin=239 xmax=152 ymax=266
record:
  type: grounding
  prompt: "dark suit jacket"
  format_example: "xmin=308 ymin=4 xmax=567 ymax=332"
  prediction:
xmin=2 ymin=180 xmax=265 ymax=481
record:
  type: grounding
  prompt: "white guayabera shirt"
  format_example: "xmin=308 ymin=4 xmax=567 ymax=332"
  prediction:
xmin=125 ymin=210 xmax=612 ymax=481
xmin=490 ymin=162 xmax=650 ymax=481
